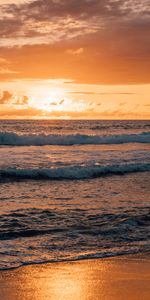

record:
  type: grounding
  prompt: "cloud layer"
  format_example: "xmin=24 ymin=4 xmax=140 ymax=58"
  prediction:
xmin=0 ymin=1 xmax=149 ymax=84
xmin=0 ymin=0 xmax=149 ymax=46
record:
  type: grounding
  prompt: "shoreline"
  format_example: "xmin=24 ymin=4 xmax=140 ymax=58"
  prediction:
xmin=1 ymin=250 xmax=150 ymax=272
xmin=0 ymin=253 xmax=150 ymax=300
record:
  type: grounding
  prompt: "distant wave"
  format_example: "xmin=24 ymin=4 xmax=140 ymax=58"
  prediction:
xmin=0 ymin=131 xmax=150 ymax=146
xmin=0 ymin=163 xmax=149 ymax=181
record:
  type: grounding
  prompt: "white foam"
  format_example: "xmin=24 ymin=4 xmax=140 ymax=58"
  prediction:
xmin=0 ymin=163 xmax=149 ymax=180
xmin=0 ymin=131 xmax=150 ymax=146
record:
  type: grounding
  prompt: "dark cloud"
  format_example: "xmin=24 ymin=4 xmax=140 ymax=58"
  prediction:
xmin=19 ymin=0 xmax=150 ymax=21
xmin=0 ymin=0 xmax=149 ymax=42
xmin=0 ymin=19 xmax=23 ymax=38
xmin=3 ymin=0 xmax=126 ymax=21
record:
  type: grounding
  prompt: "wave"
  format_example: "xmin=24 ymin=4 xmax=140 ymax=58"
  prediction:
xmin=0 ymin=131 xmax=150 ymax=146
xmin=1 ymin=248 xmax=150 ymax=270
xmin=0 ymin=163 xmax=150 ymax=181
xmin=1 ymin=208 xmax=150 ymax=269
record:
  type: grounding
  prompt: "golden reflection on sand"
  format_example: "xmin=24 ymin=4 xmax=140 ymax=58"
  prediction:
xmin=20 ymin=261 xmax=106 ymax=300
xmin=35 ymin=264 xmax=90 ymax=300
xmin=0 ymin=257 xmax=150 ymax=300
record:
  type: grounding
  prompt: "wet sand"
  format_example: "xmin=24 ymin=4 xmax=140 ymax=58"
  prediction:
xmin=0 ymin=255 xmax=150 ymax=300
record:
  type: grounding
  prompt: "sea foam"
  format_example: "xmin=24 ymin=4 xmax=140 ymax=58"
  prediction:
xmin=0 ymin=163 xmax=150 ymax=181
xmin=0 ymin=131 xmax=150 ymax=146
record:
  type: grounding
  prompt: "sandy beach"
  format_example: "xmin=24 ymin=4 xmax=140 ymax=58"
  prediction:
xmin=0 ymin=254 xmax=150 ymax=300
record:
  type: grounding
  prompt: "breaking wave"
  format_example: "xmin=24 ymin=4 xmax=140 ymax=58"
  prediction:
xmin=0 ymin=207 xmax=150 ymax=269
xmin=0 ymin=131 xmax=150 ymax=146
xmin=0 ymin=163 xmax=150 ymax=181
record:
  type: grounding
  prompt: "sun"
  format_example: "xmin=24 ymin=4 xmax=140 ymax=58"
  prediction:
xmin=28 ymin=87 xmax=66 ymax=112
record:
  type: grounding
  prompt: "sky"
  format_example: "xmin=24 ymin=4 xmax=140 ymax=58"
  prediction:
xmin=0 ymin=0 xmax=150 ymax=119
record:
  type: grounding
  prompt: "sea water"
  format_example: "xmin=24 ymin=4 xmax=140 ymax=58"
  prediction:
xmin=0 ymin=120 xmax=150 ymax=269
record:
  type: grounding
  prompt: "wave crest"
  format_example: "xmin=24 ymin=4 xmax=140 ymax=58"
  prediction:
xmin=0 ymin=163 xmax=149 ymax=181
xmin=0 ymin=131 xmax=150 ymax=146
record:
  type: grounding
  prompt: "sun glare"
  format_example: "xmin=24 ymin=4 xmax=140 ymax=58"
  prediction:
xmin=28 ymin=87 xmax=66 ymax=112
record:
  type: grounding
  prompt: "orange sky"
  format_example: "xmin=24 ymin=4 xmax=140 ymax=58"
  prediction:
xmin=0 ymin=0 xmax=150 ymax=119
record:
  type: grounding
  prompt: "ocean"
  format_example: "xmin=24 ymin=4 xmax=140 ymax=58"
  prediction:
xmin=0 ymin=120 xmax=150 ymax=270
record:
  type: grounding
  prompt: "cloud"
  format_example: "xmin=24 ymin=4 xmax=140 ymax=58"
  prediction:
xmin=0 ymin=1 xmax=32 ymax=3
xmin=0 ymin=90 xmax=12 ymax=103
xmin=67 ymin=91 xmax=136 ymax=95
xmin=21 ymin=95 xmax=28 ymax=104
xmin=50 ymin=101 xmax=57 ymax=106
xmin=66 ymin=48 xmax=84 ymax=55
xmin=59 ymin=99 xmax=64 ymax=105
xmin=38 ymin=109 xmax=150 ymax=120
xmin=0 ymin=106 xmax=149 ymax=120
xmin=0 ymin=90 xmax=29 ymax=105
xmin=0 ymin=0 xmax=149 ymax=47
xmin=0 ymin=0 xmax=149 ymax=84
